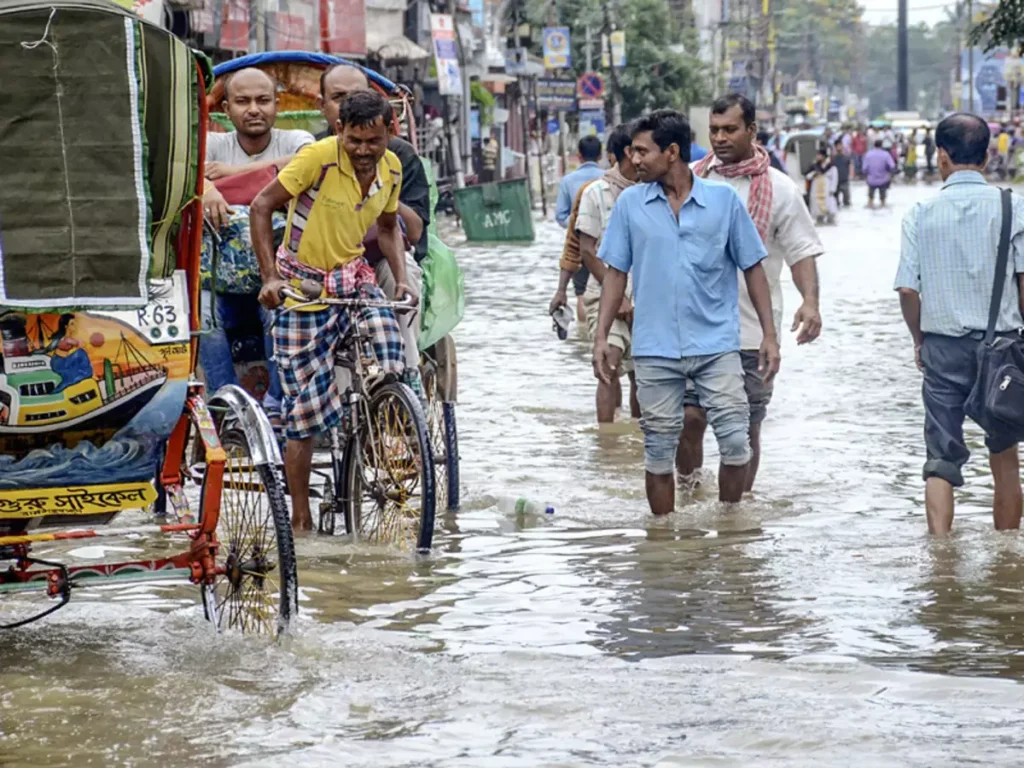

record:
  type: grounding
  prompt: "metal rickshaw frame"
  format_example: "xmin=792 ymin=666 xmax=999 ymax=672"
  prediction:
xmin=0 ymin=0 xmax=297 ymax=635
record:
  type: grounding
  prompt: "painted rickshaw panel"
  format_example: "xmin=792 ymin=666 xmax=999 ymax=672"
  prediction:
xmin=0 ymin=0 xmax=207 ymax=529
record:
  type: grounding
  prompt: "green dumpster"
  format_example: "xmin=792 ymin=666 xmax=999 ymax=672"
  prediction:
xmin=454 ymin=179 xmax=535 ymax=243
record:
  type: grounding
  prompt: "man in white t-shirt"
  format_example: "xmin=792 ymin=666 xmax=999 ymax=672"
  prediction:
xmin=199 ymin=67 xmax=314 ymax=419
xmin=681 ymin=94 xmax=824 ymax=492
xmin=576 ymin=125 xmax=639 ymax=423
xmin=202 ymin=68 xmax=315 ymax=228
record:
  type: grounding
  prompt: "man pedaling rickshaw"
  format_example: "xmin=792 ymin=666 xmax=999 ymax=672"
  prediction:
xmin=251 ymin=89 xmax=419 ymax=531
xmin=315 ymin=63 xmax=431 ymax=369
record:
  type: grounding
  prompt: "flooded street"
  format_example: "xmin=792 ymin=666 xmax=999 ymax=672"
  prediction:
xmin=6 ymin=180 xmax=1024 ymax=767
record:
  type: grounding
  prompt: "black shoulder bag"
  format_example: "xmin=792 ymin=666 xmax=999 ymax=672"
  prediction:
xmin=965 ymin=187 xmax=1024 ymax=439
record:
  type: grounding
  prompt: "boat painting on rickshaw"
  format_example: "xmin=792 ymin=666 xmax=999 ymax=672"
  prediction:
xmin=0 ymin=273 xmax=190 ymax=504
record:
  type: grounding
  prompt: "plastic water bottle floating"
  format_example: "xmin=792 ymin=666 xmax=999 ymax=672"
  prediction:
xmin=497 ymin=496 xmax=555 ymax=516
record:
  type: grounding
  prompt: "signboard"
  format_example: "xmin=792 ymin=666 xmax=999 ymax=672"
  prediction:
xmin=320 ymin=0 xmax=367 ymax=56
xmin=577 ymin=72 xmax=604 ymax=100
xmin=219 ymin=0 xmax=250 ymax=51
xmin=537 ymin=78 xmax=576 ymax=110
xmin=431 ymin=13 xmax=463 ymax=96
xmin=546 ymin=117 xmax=560 ymax=135
xmin=601 ymin=30 xmax=626 ymax=68
xmin=505 ymin=47 xmax=529 ymax=75
xmin=579 ymin=109 xmax=605 ymax=138
xmin=578 ymin=97 xmax=604 ymax=110
xmin=543 ymin=27 xmax=571 ymax=69
xmin=271 ymin=12 xmax=311 ymax=50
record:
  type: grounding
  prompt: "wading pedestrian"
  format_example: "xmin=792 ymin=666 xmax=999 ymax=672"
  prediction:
xmin=679 ymin=94 xmax=823 ymax=493
xmin=593 ymin=109 xmax=780 ymax=514
xmin=895 ymin=113 xmax=1024 ymax=534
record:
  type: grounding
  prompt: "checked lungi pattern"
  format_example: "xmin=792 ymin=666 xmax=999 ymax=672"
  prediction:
xmin=273 ymin=283 xmax=405 ymax=440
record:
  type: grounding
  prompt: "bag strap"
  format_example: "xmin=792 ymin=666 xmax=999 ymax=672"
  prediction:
xmin=986 ymin=187 xmax=1014 ymax=344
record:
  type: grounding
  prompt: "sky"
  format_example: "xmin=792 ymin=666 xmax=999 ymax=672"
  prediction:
xmin=859 ymin=0 xmax=953 ymax=27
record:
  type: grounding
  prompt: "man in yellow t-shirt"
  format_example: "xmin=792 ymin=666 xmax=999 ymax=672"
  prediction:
xmin=251 ymin=90 xmax=415 ymax=530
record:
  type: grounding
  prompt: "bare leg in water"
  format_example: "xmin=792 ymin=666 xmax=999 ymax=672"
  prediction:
xmin=925 ymin=445 xmax=1022 ymax=535
xmin=285 ymin=437 xmax=315 ymax=530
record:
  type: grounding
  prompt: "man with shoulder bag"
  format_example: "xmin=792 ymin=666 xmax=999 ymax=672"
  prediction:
xmin=896 ymin=113 xmax=1024 ymax=535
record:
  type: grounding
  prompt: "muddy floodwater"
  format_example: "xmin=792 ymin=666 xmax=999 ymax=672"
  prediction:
xmin=5 ymin=182 xmax=1024 ymax=767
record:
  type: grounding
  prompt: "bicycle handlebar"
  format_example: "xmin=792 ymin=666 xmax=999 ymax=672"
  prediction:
xmin=278 ymin=283 xmax=418 ymax=314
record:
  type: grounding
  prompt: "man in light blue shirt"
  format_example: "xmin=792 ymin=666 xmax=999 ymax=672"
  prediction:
xmin=895 ymin=112 xmax=1024 ymax=535
xmin=593 ymin=109 xmax=781 ymax=512
xmin=556 ymin=136 xmax=605 ymax=311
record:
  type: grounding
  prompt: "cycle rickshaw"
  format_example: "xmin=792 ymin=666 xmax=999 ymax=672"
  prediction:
xmin=0 ymin=0 xmax=298 ymax=633
xmin=203 ymin=53 xmax=461 ymax=545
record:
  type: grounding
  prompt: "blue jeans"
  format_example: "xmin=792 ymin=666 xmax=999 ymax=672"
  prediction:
xmin=200 ymin=291 xmax=281 ymax=413
xmin=634 ymin=353 xmax=751 ymax=474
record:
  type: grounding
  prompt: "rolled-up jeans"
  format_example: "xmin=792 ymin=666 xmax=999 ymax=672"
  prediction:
xmin=634 ymin=352 xmax=752 ymax=475
xmin=199 ymin=290 xmax=282 ymax=413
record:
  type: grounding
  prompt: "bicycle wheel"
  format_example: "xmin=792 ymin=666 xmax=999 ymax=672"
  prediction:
xmin=343 ymin=381 xmax=436 ymax=551
xmin=425 ymin=372 xmax=460 ymax=512
xmin=201 ymin=426 xmax=298 ymax=635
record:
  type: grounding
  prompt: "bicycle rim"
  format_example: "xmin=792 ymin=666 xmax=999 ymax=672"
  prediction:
xmin=203 ymin=429 xmax=297 ymax=635
xmin=344 ymin=382 xmax=435 ymax=551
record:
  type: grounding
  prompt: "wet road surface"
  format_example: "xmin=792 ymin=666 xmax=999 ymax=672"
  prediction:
xmin=4 ymin=181 xmax=1024 ymax=767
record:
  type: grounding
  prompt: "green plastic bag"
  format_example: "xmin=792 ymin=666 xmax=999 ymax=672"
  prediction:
xmin=418 ymin=158 xmax=465 ymax=350
xmin=419 ymin=234 xmax=465 ymax=350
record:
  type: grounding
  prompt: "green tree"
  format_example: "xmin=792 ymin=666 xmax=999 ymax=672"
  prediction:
xmin=525 ymin=0 xmax=711 ymax=119
xmin=772 ymin=0 xmax=864 ymax=89
xmin=969 ymin=0 xmax=1024 ymax=52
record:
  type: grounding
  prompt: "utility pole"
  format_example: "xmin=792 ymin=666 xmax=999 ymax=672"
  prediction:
xmin=601 ymin=0 xmax=622 ymax=127
xmin=968 ymin=0 xmax=975 ymax=111
xmin=445 ymin=0 xmax=466 ymax=186
xmin=897 ymin=0 xmax=908 ymax=110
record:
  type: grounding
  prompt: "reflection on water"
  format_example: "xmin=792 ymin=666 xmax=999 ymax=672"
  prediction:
xmin=5 ymin=186 xmax=1024 ymax=765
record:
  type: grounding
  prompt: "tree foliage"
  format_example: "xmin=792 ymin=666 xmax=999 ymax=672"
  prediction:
xmin=969 ymin=0 xmax=1024 ymax=53
xmin=523 ymin=0 xmax=711 ymax=119
xmin=772 ymin=0 xmax=864 ymax=88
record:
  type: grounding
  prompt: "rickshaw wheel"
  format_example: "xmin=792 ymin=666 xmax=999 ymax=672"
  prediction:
xmin=424 ymin=370 xmax=459 ymax=513
xmin=201 ymin=427 xmax=298 ymax=636
xmin=343 ymin=382 xmax=436 ymax=552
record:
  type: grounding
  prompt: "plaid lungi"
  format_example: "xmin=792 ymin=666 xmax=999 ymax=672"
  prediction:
xmin=273 ymin=281 xmax=405 ymax=441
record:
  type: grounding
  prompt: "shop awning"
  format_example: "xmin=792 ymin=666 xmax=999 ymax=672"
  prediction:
xmin=366 ymin=32 xmax=431 ymax=61
xmin=365 ymin=5 xmax=430 ymax=61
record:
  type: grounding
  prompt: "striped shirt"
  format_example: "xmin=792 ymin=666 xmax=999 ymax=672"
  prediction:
xmin=895 ymin=170 xmax=1024 ymax=336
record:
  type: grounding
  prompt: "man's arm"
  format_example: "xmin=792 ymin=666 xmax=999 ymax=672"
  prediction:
xmin=789 ymin=258 xmax=821 ymax=344
xmin=894 ymin=208 xmax=923 ymax=367
xmin=555 ymin=180 xmax=572 ymax=227
xmin=773 ymin=185 xmax=824 ymax=344
xmin=207 ymin=155 xmax=297 ymax=180
xmin=727 ymin=193 xmax=778 ymax=381
xmin=743 ymin=264 xmax=781 ymax=381
xmin=250 ymin=179 xmax=295 ymax=309
xmin=397 ymin=203 xmax=424 ymax=247
xmin=549 ymin=184 xmax=592 ymax=315
xmin=593 ymin=198 xmax=632 ymax=383
xmin=378 ymin=210 xmax=417 ymax=304
xmin=579 ymin=232 xmax=605 ymax=284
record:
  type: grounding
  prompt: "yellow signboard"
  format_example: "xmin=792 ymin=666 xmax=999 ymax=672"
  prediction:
xmin=0 ymin=482 xmax=156 ymax=519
